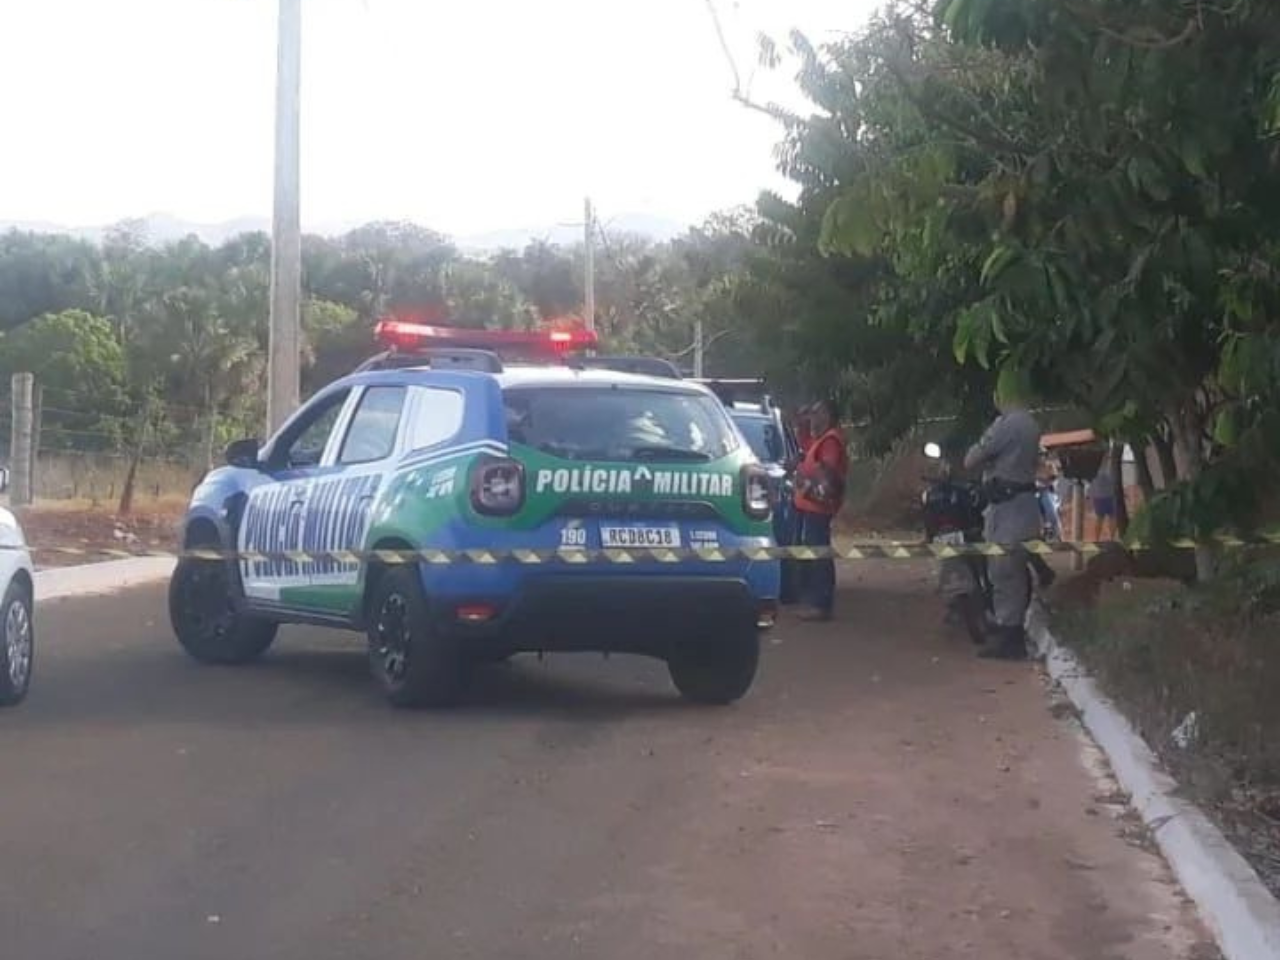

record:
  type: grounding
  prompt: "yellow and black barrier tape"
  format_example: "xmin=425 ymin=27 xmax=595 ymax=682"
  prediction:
xmin=5 ymin=534 xmax=1280 ymax=564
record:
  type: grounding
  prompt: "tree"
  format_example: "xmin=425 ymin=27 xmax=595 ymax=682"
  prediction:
xmin=0 ymin=231 xmax=99 ymax=331
xmin=305 ymin=221 xmax=457 ymax=323
xmin=302 ymin=298 xmax=365 ymax=395
xmin=750 ymin=2 xmax=1280 ymax=574
xmin=0 ymin=310 xmax=128 ymax=449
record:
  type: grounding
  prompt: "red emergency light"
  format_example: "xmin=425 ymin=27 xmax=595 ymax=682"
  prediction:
xmin=374 ymin=318 xmax=598 ymax=359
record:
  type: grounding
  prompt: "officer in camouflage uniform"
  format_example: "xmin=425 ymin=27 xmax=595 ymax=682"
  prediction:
xmin=964 ymin=368 xmax=1042 ymax=660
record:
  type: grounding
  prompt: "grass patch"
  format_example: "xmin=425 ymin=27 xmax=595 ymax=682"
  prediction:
xmin=1054 ymin=552 xmax=1280 ymax=894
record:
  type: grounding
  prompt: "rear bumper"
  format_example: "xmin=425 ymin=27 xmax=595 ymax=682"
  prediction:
xmin=435 ymin=575 xmax=771 ymax=655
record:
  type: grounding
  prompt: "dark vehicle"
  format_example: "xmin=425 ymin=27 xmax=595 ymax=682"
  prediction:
xmin=577 ymin=356 xmax=682 ymax=379
xmin=921 ymin=442 xmax=991 ymax=644
xmin=695 ymin=379 xmax=802 ymax=602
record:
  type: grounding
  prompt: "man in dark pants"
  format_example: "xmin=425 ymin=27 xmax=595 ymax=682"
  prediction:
xmin=964 ymin=370 xmax=1042 ymax=660
xmin=793 ymin=399 xmax=848 ymax=622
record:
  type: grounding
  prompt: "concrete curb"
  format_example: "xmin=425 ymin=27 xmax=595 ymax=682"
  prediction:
xmin=1028 ymin=608 xmax=1280 ymax=960
xmin=35 ymin=556 xmax=176 ymax=602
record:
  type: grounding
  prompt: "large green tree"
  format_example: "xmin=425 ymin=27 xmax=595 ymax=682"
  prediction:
xmin=749 ymin=1 xmax=1280 ymax=572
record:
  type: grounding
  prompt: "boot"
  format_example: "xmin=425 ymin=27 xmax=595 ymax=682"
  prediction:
xmin=978 ymin=625 xmax=1028 ymax=661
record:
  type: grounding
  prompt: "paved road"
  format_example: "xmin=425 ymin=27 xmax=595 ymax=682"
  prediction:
xmin=2 ymin=564 xmax=1210 ymax=960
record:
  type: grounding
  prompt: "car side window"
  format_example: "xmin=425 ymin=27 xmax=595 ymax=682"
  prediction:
xmin=405 ymin=387 xmax=465 ymax=451
xmin=338 ymin=386 xmax=407 ymax=465
xmin=279 ymin=390 xmax=351 ymax=470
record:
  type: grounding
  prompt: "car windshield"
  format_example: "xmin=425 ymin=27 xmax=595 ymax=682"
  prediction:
xmin=733 ymin=414 xmax=784 ymax=463
xmin=503 ymin=386 xmax=737 ymax=462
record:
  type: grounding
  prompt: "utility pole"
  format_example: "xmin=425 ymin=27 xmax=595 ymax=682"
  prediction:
xmin=583 ymin=197 xmax=595 ymax=333
xmin=266 ymin=0 xmax=302 ymax=435
xmin=693 ymin=319 xmax=705 ymax=378
xmin=9 ymin=373 xmax=33 ymax=508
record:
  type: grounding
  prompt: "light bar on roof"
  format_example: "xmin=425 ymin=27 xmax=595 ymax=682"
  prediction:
xmin=374 ymin=319 xmax=598 ymax=356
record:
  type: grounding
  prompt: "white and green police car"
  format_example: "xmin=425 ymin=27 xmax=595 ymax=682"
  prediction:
xmin=171 ymin=323 xmax=780 ymax=707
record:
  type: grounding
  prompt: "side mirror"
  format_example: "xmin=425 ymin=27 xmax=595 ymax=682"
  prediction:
xmin=923 ymin=442 xmax=943 ymax=460
xmin=225 ymin=438 xmax=262 ymax=469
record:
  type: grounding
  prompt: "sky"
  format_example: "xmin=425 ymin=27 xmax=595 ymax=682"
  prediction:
xmin=0 ymin=0 xmax=879 ymax=236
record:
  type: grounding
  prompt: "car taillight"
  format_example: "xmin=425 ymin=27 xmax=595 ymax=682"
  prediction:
xmin=742 ymin=464 xmax=772 ymax=521
xmin=470 ymin=456 xmax=525 ymax=516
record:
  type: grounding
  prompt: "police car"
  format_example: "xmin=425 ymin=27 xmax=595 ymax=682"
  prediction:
xmin=170 ymin=322 xmax=780 ymax=707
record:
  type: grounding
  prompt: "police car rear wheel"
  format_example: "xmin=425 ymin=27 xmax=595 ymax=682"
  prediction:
xmin=667 ymin=632 xmax=759 ymax=705
xmin=367 ymin=568 xmax=465 ymax=708
xmin=169 ymin=558 xmax=277 ymax=664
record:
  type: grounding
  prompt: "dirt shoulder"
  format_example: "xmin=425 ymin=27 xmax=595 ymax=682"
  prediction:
xmin=15 ymin=501 xmax=182 ymax=568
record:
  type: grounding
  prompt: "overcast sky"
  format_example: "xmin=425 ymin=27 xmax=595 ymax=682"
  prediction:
xmin=0 ymin=0 xmax=880 ymax=235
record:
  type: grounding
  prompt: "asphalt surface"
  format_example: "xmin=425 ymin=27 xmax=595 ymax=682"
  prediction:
xmin=2 ymin=563 xmax=1212 ymax=960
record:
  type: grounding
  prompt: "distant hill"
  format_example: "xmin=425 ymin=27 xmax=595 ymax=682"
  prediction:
xmin=0 ymin=211 xmax=689 ymax=251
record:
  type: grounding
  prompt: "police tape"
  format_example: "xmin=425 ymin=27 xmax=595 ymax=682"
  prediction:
xmin=6 ymin=535 xmax=1280 ymax=564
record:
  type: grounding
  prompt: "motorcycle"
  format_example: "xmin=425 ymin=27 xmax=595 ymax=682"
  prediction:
xmin=921 ymin=442 xmax=992 ymax=645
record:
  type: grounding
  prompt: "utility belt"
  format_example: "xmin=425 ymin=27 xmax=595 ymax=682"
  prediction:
xmin=983 ymin=478 xmax=1036 ymax=505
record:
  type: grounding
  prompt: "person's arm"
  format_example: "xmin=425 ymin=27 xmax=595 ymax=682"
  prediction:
xmin=964 ymin=420 xmax=1004 ymax=471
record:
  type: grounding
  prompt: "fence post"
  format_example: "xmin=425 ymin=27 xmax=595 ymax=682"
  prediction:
xmin=1070 ymin=480 xmax=1086 ymax=572
xmin=9 ymin=373 xmax=34 ymax=507
xmin=30 ymin=383 xmax=43 ymax=500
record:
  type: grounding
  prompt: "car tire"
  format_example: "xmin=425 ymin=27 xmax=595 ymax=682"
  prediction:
xmin=667 ymin=630 xmax=760 ymax=705
xmin=0 ymin=579 xmax=34 ymax=706
xmin=366 ymin=567 xmax=465 ymax=708
xmin=169 ymin=557 xmax=277 ymax=664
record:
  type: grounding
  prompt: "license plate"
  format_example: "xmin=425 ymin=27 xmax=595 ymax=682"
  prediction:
xmin=600 ymin=525 xmax=682 ymax=548
xmin=933 ymin=530 xmax=966 ymax=546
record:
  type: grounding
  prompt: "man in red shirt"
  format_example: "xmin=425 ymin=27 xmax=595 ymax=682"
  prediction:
xmin=792 ymin=399 xmax=848 ymax=621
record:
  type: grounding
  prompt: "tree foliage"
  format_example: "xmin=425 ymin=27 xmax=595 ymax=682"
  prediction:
xmin=0 ymin=218 xmax=759 ymax=457
xmin=738 ymin=0 xmax=1280 ymax=553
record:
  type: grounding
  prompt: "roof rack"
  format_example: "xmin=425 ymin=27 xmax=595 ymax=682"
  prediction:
xmin=692 ymin=377 xmax=777 ymax=410
xmin=576 ymin=356 xmax=683 ymax=379
xmin=352 ymin=348 xmax=504 ymax=374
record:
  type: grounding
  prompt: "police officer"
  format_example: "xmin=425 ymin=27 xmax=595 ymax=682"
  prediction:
xmin=964 ymin=368 xmax=1041 ymax=660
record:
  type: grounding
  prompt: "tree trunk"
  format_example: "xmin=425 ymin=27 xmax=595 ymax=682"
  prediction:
xmin=202 ymin=382 xmax=217 ymax=475
xmin=1111 ymin=442 xmax=1130 ymax=537
xmin=1134 ymin=443 xmax=1157 ymax=503
xmin=1171 ymin=406 xmax=1215 ymax=581
xmin=118 ymin=404 xmax=151 ymax=517
xmin=1153 ymin=429 xmax=1178 ymax=487
xmin=118 ymin=450 xmax=142 ymax=518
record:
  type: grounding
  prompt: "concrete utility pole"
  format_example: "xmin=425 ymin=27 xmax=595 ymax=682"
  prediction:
xmin=266 ymin=0 xmax=302 ymax=435
xmin=693 ymin=319 xmax=705 ymax=378
xmin=583 ymin=197 xmax=595 ymax=333
xmin=9 ymin=373 xmax=34 ymax=507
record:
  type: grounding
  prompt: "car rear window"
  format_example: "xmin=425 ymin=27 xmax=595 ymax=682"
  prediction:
xmin=733 ymin=415 xmax=784 ymax=463
xmin=503 ymin=386 xmax=738 ymax=462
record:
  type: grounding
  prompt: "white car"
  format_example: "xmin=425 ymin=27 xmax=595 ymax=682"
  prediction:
xmin=0 ymin=507 xmax=34 ymax=706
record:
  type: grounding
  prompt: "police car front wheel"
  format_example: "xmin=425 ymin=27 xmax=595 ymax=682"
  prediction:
xmin=667 ymin=632 xmax=759 ymax=705
xmin=169 ymin=558 xmax=278 ymax=665
xmin=367 ymin=568 xmax=466 ymax=708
